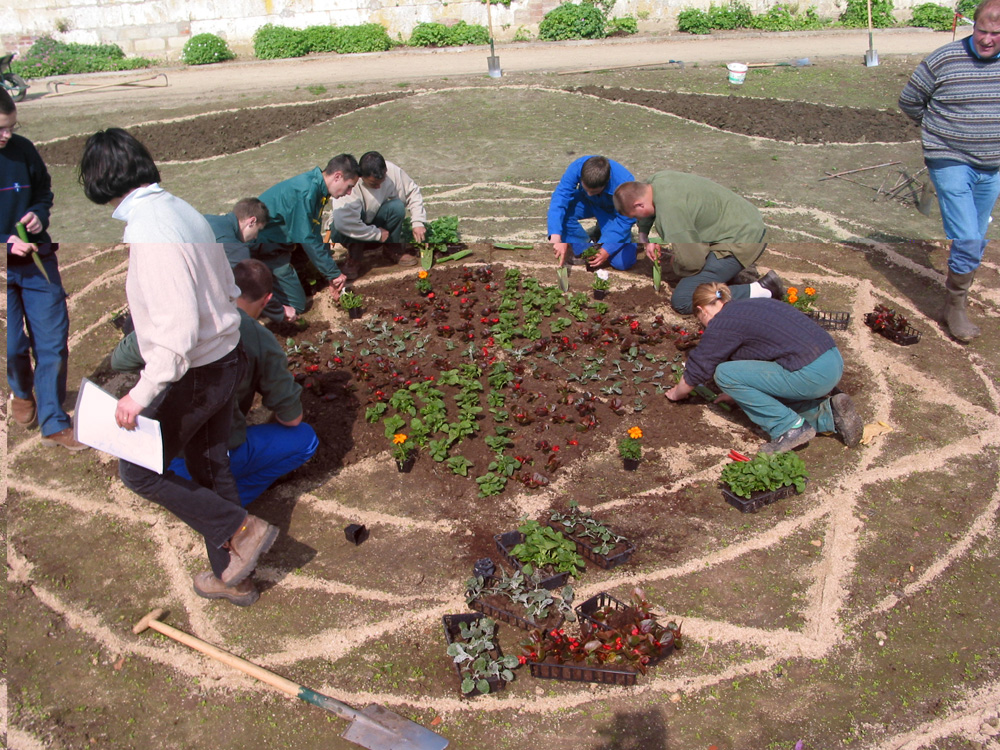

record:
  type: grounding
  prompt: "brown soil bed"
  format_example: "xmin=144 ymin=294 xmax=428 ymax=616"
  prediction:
xmin=36 ymin=92 xmax=409 ymax=165
xmin=570 ymin=85 xmax=920 ymax=144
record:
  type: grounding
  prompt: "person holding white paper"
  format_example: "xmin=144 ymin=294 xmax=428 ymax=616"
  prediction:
xmin=79 ymin=128 xmax=279 ymax=608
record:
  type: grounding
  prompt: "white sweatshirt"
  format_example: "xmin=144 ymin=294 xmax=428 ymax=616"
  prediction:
xmin=329 ymin=161 xmax=427 ymax=242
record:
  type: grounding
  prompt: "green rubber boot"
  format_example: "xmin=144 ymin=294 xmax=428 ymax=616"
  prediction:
xmin=943 ymin=270 xmax=980 ymax=343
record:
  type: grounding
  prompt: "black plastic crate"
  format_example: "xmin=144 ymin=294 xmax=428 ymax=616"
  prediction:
xmin=575 ymin=592 xmax=674 ymax=666
xmin=494 ymin=531 xmax=573 ymax=590
xmin=721 ymin=481 xmax=802 ymax=513
xmin=467 ymin=581 xmax=564 ymax=633
xmin=545 ymin=520 xmax=636 ymax=570
xmin=864 ymin=313 xmax=921 ymax=345
xmin=528 ymin=660 xmax=638 ymax=686
xmin=442 ymin=613 xmax=506 ymax=696
xmin=807 ymin=310 xmax=851 ymax=331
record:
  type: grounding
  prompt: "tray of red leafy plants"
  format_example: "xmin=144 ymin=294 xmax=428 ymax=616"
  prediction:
xmin=864 ymin=304 xmax=921 ymax=345
xmin=465 ymin=568 xmax=573 ymax=633
xmin=495 ymin=521 xmax=585 ymax=590
xmin=545 ymin=501 xmax=635 ymax=570
xmin=443 ymin=613 xmax=517 ymax=696
xmin=575 ymin=589 xmax=678 ymax=669
xmin=719 ymin=451 xmax=808 ymax=514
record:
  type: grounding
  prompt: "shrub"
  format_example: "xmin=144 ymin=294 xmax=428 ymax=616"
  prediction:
xmin=839 ymin=0 xmax=895 ymax=27
xmin=409 ymin=22 xmax=452 ymax=47
xmin=606 ymin=15 xmax=639 ymax=35
xmin=909 ymin=2 xmax=954 ymax=29
xmin=956 ymin=0 xmax=977 ymax=15
xmin=303 ymin=25 xmax=338 ymax=53
xmin=677 ymin=8 xmax=713 ymax=33
xmin=330 ymin=23 xmax=393 ymax=53
xmin=539 ymin=2 xmax=607 ymax=41
xmin=409 ymin=21 xmax=488 ymax=47
xmin=707 ymin=0 xmax=753 ymax=29
xmin=181 ymin=33 xmax=235 ymax=65
xmin=447 ymin=20 xmax=490 ymax=46
xmin=512 ymin=26 xmax=534 ymax=41
xmin=253 ymin=24 xmax=309 ymax=60
xmin=11 ymin=37 xmax=153 ymax=79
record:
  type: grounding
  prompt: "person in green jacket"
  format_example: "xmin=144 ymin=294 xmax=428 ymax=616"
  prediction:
xmin=253 ymin=154 xmax=359 ymax=320
xmin=204 ymin=197 xmax=270 ymax=267
xmin=614 ymin=172 xmax=784 ymax=315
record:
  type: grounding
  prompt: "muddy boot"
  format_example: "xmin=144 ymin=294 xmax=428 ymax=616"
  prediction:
xmin=942 ymin=270 xmax=980 ymax=343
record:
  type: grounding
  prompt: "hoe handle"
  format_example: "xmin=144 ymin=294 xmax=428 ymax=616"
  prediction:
xmin=133 ymin=608 xmax=359 ymax=722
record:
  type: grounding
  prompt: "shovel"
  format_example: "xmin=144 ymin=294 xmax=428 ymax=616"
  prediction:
xmin=865 ymin=0 xmax=879 ymax=66
xmin=746 ymin=58 xmax=810 ymax=68
xmin=556 ymin=264 xmax=570 ymax=293
xmin=133 ymin=609 xmax=448 ymax=750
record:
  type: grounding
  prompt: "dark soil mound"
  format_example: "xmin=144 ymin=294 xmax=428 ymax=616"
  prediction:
xmin=37 ymin=92 xmax=409 ymax=165
xmin=571 ymin=86 xmax=920 ymax=144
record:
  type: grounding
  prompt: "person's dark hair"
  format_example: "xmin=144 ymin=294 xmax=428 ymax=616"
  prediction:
xmin=323 ymin=153 xmax=359 ymax=180
xmin=612 ymin=181 xmax=648 ymax=215
xmin=359 ymin=151 xmax=388 ymax=180
xmin=691 ymin=282 xmax=732 ymax=312
xmin=580 ymin=156 xmax=611 ymax=191
xmin=233 ymin=258 xmax=273 ymax=302
xmin=974 ymin=0 xmax=1000 ymax=22
xmin=0 ymin=88 xmax=15 ymax=116
xmin=232 ymin=197 xmax=269 ymax=225
xmin=78 ymin=128 xmax=161 ymax=205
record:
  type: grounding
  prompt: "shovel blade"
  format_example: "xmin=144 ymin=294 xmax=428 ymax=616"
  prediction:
xmin=342 ymin=704 xmax=449 ymax=750
xmin=557 ymin=265 xmax=570 ymax=292
xmin=865 ymin=49 xmax=879 ymax=67
xmin=917 ymin=181 xmax=937 ymax=216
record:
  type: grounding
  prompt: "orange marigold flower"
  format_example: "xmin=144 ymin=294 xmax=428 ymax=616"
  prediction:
xmin=628 ymin=426 xmax=643 ymax=440
xmin=804 ymin=287 xmax=816 ymax=296
xmin=788 ymin=294 xmax=799 ymax=304
xmin=392 ymin=433 xmax=408 ymax=445
xmin=417 ymin=270 xmax=428 ymax=279
xmin=786 ymin=287 xmax=798 ymax=296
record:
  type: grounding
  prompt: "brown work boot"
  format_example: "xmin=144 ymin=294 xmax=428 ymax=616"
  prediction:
xmin=830 ymin=393 xmax=863 ymax=448
xmin=193 ymin=571 xmax=260 ymax=607
xmin=396 ymin=253 xmax=419 ymax=267
xmin=41 ymin=427 xmax=89 ymax=452
xmin=10 ymin=395 xmax=37 ymax=428
xmin=942 ymin=269 xmax=980 ymax=343
xmin=221 ymin=515 xmax=279 ymax=586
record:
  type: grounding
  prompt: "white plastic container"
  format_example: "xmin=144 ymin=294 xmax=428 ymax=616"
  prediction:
xmin=727 ymin=62 xmax=748 ymax=85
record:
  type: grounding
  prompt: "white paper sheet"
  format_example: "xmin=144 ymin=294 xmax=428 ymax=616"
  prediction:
xmin=74 ymin=377 xmax=164 ymax=473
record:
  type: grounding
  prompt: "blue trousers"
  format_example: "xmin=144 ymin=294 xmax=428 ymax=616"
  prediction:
xmin=714 ymin=348 xmax=843 ymax=439
xmin=120 ymin=347 xmax=248 ymax=578
xmin=927 ymin=160 xmax=1000 ymax=274
xmin=169 ymin=422 xmax=318 ymax=507
xmin=6 ymin=253 xmax=73 ymax=437
xmin=672 ymin=252 xmax=753 ymax=315
xmin=559 ymin=197 xmax=637 ymax=270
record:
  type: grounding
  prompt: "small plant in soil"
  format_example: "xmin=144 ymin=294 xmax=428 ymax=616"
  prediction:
xmin=548 ymin=500 xmax=628 ymax=556
xmin=720 ymin=450 xmax=808 ymax=498
xmin=592 ymin=269 xmax=610 ymax=292
xmin=784 ymin=285 xmax=817 ymax=313
xmin=866 ymin=303 xmax=909 ymax=334
xmin=466 ymin=568 xmax=577 ymax=627
xmin=511 ymin=519 xmax=585 ymax=577
xmin=445 ymin=616 xmax=519 ymax=694
xmin=340 ymin=290 xmax=363 ymax=310
xmin=390 ymin=432 xmax=415 ymax=463
xmin=618 ymin=426 xmax=643 ymax=461
xmin=416 ymin=269 xmax=433 ymax=295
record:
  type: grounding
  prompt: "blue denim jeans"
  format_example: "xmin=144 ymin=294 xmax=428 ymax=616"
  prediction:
xmin=6 ymin=252 xmax=73 ymax=437
xmin=560 ymin=196 xmax=638 ymax=270
xmin=713 ymin=348 xmax=844 ymax=439
xmin=169 ymin=421 xmax=318 ymax=507
xmin=119 ymin=346 xmax=248 ymax=578
xmin=671 ymin=252 xmax=753 ymax=315
xmin=927 ymin=160 xmax=1000 ymax=274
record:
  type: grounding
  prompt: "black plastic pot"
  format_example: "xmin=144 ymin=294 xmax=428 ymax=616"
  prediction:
xmin=344 ymin=523 xmax=369 ymax=545
xmin=593 ymin=289 xmax=607 ymax=300
xmin=348 ymin=307 xmax=363 ymax=320
xmin=396 ymin=454 xmax=416 ymax=473
xmin=622 ymin=458 xmax=640 ymax=471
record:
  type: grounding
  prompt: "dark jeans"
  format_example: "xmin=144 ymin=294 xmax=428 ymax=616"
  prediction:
xmin=672 ymin=251 xmax=754 ymax=315
xmin=119 ymin=346 xmax=248 ymax=577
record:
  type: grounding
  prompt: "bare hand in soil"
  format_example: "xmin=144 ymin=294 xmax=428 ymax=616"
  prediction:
xmin=589 ymin=248 xmax=611 ymax=268
xmin=329 ymin=275 xmax=347 ymax=300
xmin=665 ymin=382 xmax=693 ymax=402
xmin=282 ymin=305 xmax=298 ymax=323
xmin=552 ymin=242 xmax=570 ymax=266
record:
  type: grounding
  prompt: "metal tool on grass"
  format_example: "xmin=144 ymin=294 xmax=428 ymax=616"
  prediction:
xmin=746 ymin=58 xmax=810 ymax=68
xmin=15 ymin=222 xmax=51 ymax=283
xmin=133 ymin=609 xmax=449 ymax=750
xmin=485 ymin=0 xmax=501 ymax=77
xmin=557 ymin=59 xmax=684 ymax=76
xmin=865 ymin=0 xmax=879 ymax=66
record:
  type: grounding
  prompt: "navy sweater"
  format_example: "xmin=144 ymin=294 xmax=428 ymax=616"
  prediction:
xmin=2 ymin=133 xmax=54 ymax=257
xmin=683 ymin=298 xmax=837 ymax=387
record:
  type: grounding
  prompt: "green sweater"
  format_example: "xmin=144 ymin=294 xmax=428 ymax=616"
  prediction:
xmin=255 ymin=168 xmax=341 ymax=280
xmin=639 ymin=171 xmax=767 ymax=276
xmin=111 ymin=309 xmax=302 ymax=449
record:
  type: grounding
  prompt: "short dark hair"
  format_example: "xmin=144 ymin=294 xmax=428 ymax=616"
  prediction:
xmin=323 ymin=153 xmax=359 ymax=180
xmin=580 ymin=156 xmax=611 ymax=191
xmin=0 ymin=88 xmax=15 ymax=116
xmin=78 ymin=128 xmax=161 ymax=205
xmin=233 ymin=258 xmax=273 ymax=302
xmin=359 ymin=151 xmax=387 ymax=180
xmin=232 ymin=197 xmax=269 ymax=225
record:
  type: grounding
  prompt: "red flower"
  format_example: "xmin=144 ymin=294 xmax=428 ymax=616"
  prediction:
xmin=567 ymin=439 xmax=578 ymax=446
xmin=427 ymin=292 xmax=435 ymax=299
xmin=630 ymin=321 xmax=640 ymax=330
xmin=518 ymin=655 xmax=527 ymax=664
xmin=552 ymin=445 xmax=560 ymax=452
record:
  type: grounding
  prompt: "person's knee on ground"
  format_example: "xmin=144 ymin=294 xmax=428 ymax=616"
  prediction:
xmin=607 ymin=243 xmax=638 ymax=271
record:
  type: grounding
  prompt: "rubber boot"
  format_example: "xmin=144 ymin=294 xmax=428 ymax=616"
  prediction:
xmin=943 ymin=270 xmax=980 ymax=343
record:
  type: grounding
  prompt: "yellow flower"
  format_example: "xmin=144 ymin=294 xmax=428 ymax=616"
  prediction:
xmin=628 ymin=426 xmax=643 ymax=440
xmin=392 ymin=433 xmax=408 ymax=445
xmin=788 ymin=294 xmax=799 ymax=304
xmin=804 ymin=287 xmax=816 ymax=297
xmin=786 ymin=287 xmax=798 ymax=296
xmin=417 ymin=270 xmax=428 ymax=279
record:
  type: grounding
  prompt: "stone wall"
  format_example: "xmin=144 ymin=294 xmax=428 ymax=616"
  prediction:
xmin=1 ymin=0 xmax=917 ymax=59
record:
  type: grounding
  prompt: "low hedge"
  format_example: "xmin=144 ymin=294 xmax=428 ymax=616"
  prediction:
xmin=12 ymin=37 xmax=154 ymax=79
xmin=181 ymin=33 xmax=236 ymax=65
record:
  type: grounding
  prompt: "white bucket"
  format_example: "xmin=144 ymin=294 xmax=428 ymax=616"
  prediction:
xmin=727 ymin=62 xmax=748 ymax=85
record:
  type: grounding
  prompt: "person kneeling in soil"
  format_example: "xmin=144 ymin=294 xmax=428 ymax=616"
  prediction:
xmin=80 ymin=128 xmax=280 ymax=608
xmin=252 ymin=154 xmax=360 ymax=321
xmin=548 ymin=155 xmax=638 ymax=271
xmin=204 ymin=197 xmax=270 ymax=267
xmin=613 ymin=172 xmax=783 ymax=315
xmin=327 ymin=151 xmax=428 ymax=279
xmin=664 ymin=282 xmax=864 ymax=455
xmin=111 ymin=259 xmax=319 ymax=510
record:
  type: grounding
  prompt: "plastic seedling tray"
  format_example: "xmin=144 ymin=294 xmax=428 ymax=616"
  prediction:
xmin=544 ymin=521 xmax=635 ymax=570
xmin=864 ymin=313 xmax=921 ymax=345
xmin=575 ymin=592 xmax=674 ymax=667
xmin=528 ymin=659 xmax=638 ymax=686
xmin=807 ymin=310 xmax=851 ymax=331
xmin=442 ymin=613 xmax=506 ymax=696
xmin=467 ymin=576 xmax=565 ymax=633
xmin=494 ymin=531 xmax=573 ymax=590
xmin=721 ymin=481 xmax=804 ymax=513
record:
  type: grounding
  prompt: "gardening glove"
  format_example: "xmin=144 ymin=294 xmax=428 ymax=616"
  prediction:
xmin=859 ymin=420 xmax=893 ymax=446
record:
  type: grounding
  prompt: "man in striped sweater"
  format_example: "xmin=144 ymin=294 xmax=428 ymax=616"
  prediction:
xmin=899 ymin=0 xmax=1000 ymax=343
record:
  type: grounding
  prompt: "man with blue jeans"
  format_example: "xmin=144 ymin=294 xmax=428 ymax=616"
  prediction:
xmin=548 ymin=155 xmax=637 ymax=271
xmin=111 ymin=259 xmax=318 ymax=507
xmin=2 ymin=88 xmax=87 ymax=451
xmin=899 ymin=0 xmax=1000 ymax=343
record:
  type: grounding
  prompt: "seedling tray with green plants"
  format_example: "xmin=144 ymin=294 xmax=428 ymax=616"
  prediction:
xmin=545 ymin=501 xmax=635 ymax=570
xmin=443 ymin=613 xmax=517 ymax=696
xmin=719 ymin=451 xmax=808 ymax=513
xmin=465 ymin=568 xmax=573 ymax=632
xmin=495 ymin=520 xmax=585 ymax=589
